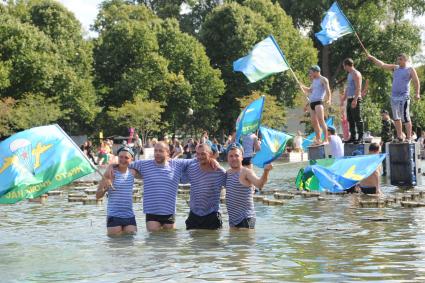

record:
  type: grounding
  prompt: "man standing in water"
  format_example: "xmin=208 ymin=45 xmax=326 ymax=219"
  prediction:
xmin=301 ymin=65 xmax=332 ymax=145
xmin=367 ymin=53 xmax=420 ymax=142
xmin=185 ymin=143 xmax=226 ymax=230
xmin=128 ymin=142 xmax=195 ymax=231
xmin=341 ymin=58 xmax=364 ymax=143
xmin=225 ymin=143 xmax=273 ymax=229
xmin=357 ymin=143 xmax=382 ymax=195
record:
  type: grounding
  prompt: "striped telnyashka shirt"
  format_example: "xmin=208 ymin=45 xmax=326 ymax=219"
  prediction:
xmin=130 ymin=159 xmax=194 ymax=215
xmin=225 ymin=170 xmax=255 ymax=226
xmin=107 ymin=168 xmax=135 ymax=218
xmin=187 ymin=160 xmax=226 ymax=216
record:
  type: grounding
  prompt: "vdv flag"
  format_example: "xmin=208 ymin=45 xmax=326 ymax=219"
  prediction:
xmin=304 ymin=154 xmax=386 ymax=192
xmin=233 ymin=35 xmax=290 ymax=83
xmin=315 ymin=2 xmax=354 ymax=45
xmin=252 ymin=126 xmax=292 ymax=168
xmin=302 ymin=117 xmax=334 ymax=151
xmin=0 ymin=125 xmax=96 ymax=204
xmin=236 ymin=96 xmax=265 ymax=142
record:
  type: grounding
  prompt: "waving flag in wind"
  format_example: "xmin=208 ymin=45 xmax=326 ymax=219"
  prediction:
xmin=315 ymin=2 xmax=354 ymax=45
xmin=296 ymin=154 xmax=386 ymax=192
xmin=0 ymin=125 xmax=96 ymax=204
xmin=236 ymin=96 xmax=265 ymax=142
xmin=252 ymin=126 xmax=292 ymax=168
xmin=233 ymin=35 xmax=290 ymax=83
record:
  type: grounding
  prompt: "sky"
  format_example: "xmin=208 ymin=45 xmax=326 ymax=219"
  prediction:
xmin=58 ymin=0 xmax=425 ymax=62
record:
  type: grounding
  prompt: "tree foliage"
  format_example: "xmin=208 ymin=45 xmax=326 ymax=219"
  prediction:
xmin=93 ymin=0 xmax=224 ymax=135
xmin=0 ymin=0 xmax=99 ymax=134
xmin=107 ymin=95 xmax=165 ymax=145
xmin=238 ymin=91 xmax=286 ymax=130
xmin=200 ymin=0 xmax=317 ymax=131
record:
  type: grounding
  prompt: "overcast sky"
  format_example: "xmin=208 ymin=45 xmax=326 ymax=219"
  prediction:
xmin=58 ymin=0 xmax=425 ymax=62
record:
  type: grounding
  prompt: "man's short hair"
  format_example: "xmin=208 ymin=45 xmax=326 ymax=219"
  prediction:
xmin=343 ymin=58 xmax=354 ymax=67
xmin=398 ymin=53 xmax=408 ymax=60
xmin=369 ymin=142 xmax=380 ymax=153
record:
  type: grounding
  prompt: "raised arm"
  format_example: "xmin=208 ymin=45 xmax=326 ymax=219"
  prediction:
xmin=367 ymin=54 xmax=397 ymax=71
xmin=411 ymin=68 xmax=421 ymax=100
xmin=244 ymin=164 xmax=273 ymax=189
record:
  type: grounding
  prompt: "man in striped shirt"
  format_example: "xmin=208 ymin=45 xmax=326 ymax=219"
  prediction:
xmin=129 ymin=141 xmax=195 ymax=232
xmin=185 ymin=143 xmax=226 ymax=230
xmin=225 ymin=143 xmax=273 ymax=229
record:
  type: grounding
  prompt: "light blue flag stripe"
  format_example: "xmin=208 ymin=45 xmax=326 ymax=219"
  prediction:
xmin=302 ymin=117 xmax=334 ymax=151
xmin=236 ymin=96 xmax=265 ymax=143
xmin=233 ymin=35 xmax=290 ymax=83
xmin=305 ymin=154 xmax=386 ymax=192
xmin=315 ymin=2 xmax=354 ymax=46
xmin=252 ymin=126 xmax=292 ymax=168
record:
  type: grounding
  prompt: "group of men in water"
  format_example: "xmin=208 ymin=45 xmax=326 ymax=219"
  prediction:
xmin=96 ymin=140 xmax=272 ymax=236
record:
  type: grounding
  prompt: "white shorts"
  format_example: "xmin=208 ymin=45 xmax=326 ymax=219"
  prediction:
xmin=391 ymin=99 xmax=410 ymax=123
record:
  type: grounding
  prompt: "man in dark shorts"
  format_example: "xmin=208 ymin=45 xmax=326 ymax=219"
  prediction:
xmin=185 ymin=143 xmax=226 ymax=230
xmin=301 ymin=65 xmax=332 ymax=145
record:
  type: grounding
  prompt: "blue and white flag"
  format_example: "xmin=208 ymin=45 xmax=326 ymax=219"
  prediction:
xmin=235 ymin=96 xmax=265 ymax=143
xmin=252 ymin=126 xmax=292 ymax=168
xmin=233 ymin=35 xmax=290 ymax=83
xmin=304 ymin=154 xmax=386 ymax=192
xmin=315 ymin=2 xmax=354 ymax=45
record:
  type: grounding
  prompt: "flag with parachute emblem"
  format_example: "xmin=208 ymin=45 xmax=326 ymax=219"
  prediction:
xmin=297 ymin=154 xmax=386 ymax=193
xmin=233 ymin=35 xmax=290 ymax=83
xmin=252 ymin=126 xmax=292 ymax=168
xmin=0 ymin=124 xmax=96 ymax=204
xmin=315 ymin=2 xmax=354 ymax=45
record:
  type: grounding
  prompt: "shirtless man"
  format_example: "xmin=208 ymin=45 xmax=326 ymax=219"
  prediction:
xmin=357 ymin=143 xmax=382 ymax=195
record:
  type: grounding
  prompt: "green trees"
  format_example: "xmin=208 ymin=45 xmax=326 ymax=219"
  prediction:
xmin=0 ymin=1 xmax=99 ymax=135
xmin=93 ymin=0 xmax=224 ymax=136
xmin=200 ymin=0 xmax=317 ymax=131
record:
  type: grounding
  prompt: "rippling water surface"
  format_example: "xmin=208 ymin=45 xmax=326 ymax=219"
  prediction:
xmin=2 ymin=161 xmax=425 ymax=282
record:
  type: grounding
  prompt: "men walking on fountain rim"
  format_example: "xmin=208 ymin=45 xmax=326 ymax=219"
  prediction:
xmin=301 ymin=65 xmax=332 ymax=145
xmin=356 ymin=143 xmax=382 ymax=195
xmin=341 ymin=58 xmax=364 ymax=143
xmin=367 ymin=53 xmax=421 ymax=142
xmin=185 ymin=143 xmax=226 ymax=230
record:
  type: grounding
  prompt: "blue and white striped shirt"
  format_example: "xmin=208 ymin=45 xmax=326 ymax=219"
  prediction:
xmin=242 ymin=134 xmax=256 ymax=158
xmin=130 ymin=159 xmax=194 ymax=215
xmin=225 ymin=171 xmax=255 ymax=226
xmin=187 ymin=160 xmax=226 ymax=216
xmin=107 ymin=168 xmax=135 ymax=218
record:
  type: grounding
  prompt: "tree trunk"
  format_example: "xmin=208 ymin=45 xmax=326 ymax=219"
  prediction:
xmin=322 ymin=45 xmax=330 ymax=79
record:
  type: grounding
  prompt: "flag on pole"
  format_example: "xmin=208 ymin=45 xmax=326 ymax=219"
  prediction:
xmin=252 ymin=126 xmax=292 ymax=168
xmin=0 ymin=125 xmax=96 ymax=204
xmin=236 ymin=96 xmax=265 ymax=142
xmin=315 ymin=2 xmax=354 ymax=45
xmin=233 ymin=35 xmax=290 ymax=83
xmin=302 ymin=117 xmax=334 ymax=151
xmin=297 ymin=154 xmax=386 ymax=192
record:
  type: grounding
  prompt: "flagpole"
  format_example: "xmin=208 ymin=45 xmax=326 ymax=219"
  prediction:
xmin=288 ymin=68 xmax=304 ymax=92
xmin=354 ymin=32 xmax=367 ymax=53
